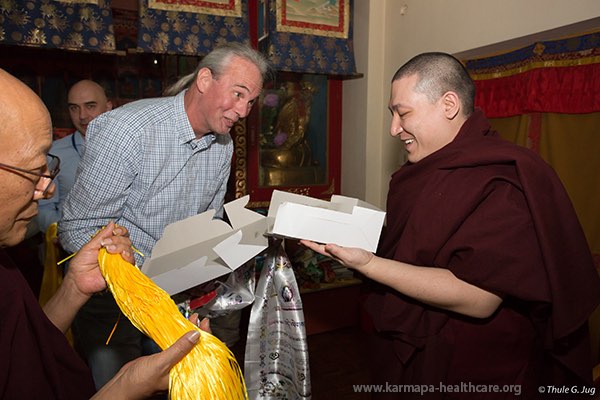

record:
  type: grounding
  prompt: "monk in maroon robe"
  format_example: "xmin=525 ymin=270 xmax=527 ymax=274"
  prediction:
xmin=303 ymin=52 xmax=600 ymax=399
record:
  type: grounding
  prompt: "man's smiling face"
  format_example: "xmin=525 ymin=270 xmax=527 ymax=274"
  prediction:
xmin=193 ymin=56 xmax=263 ymax=136
xmin=388 ymin=74 xmax=457 ymax=163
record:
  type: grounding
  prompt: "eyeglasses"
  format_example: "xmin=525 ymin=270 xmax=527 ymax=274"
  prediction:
xmin=0 ymin=153 xmax=61 ymax=196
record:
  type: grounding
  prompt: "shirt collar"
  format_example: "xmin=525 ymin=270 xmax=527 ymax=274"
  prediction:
xmin=73 ymin=130 xmax=85 ymax=144
xmin=174 ymin=90 xmax=216 ymax=150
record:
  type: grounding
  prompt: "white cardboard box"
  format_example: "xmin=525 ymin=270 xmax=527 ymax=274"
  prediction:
xmin=267 ymin=190 xmax=386 ymax=252
xmin=141 ymin=195 xmax=268 ymax=295
xmin=141 ymin=191 xmax=385 ymax=295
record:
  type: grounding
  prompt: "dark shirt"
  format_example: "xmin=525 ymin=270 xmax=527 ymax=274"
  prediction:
xmin=0 ymin=249 xmax=95 ymax=399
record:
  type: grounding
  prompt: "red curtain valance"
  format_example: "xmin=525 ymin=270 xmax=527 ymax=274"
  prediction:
xmin=464 ymin=32 xmax=600 ymax=118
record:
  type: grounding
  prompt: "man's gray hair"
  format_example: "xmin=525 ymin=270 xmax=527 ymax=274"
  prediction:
xmin=163 ymin=42 xmax=272 ymax=96
xmin=392 ymin=52 xmax=475 ymax=116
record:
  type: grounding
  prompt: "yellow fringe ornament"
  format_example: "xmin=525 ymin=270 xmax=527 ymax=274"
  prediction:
xmin=98 ymin=248 xmax=248 ymax=400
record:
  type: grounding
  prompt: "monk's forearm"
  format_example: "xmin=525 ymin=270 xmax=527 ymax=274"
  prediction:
xmin=42 ymin=276 xmax=90 ymax=333
xmin=359 ymin=256 xmax=502 ymax=318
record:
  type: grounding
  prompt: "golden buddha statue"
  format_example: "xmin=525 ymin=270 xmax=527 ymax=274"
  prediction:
xmin=261 ymin=81 xmax=317 ymax=169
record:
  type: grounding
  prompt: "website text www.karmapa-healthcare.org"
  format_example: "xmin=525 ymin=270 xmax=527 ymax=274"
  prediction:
xmin=353 ymin=382 xmax=522 ymax=396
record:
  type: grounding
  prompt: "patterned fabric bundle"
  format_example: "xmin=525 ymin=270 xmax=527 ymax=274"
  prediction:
xmin=98 ymin=248 xmax=248 ymax=399
xmin=244 ymin=238 xmax=311 ymax=398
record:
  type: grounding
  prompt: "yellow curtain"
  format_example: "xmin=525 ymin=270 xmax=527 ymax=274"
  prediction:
xmin=539 ymin=112 xmax=600 ymax=257
xmin=491 ymin=113 xmax=600 ymax=366
xmin=39 ymin=222 xmax=74 ymax=346
xmin=489 ymin=114 xmax=530 ymax=148
xmin=489 ymin=113 xmax=600 ymax=257
xmin=39 ymin=223 xmax=62 ymax=307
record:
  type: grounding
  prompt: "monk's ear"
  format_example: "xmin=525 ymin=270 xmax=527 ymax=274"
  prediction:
xmin=441 ymin=91 xmax=460 ymax=120
xmin=195 ymin=67 xmax=213 ymax=93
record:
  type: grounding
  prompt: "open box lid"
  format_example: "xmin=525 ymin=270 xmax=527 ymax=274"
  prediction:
xmin=141 ymin=195 xmax=268 ymax=295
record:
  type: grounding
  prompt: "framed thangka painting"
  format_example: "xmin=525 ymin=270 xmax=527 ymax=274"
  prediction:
xmin=276 ymin=0 xmax=349 ymax=39
xmin=232 ymin=72 xmax=342 ymax=208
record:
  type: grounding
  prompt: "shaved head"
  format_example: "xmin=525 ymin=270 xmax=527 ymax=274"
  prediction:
xmin=392 ymin=52 xmax=475 ymax=117
xmin=0 ymin=69 xmax=52 ymax=165
xmin=67 ymin=79 xmax=112 ymax=136
xmin=0 ymin=68 xmax=53 ymax=246
xmin=68 ymin=80 xmax=108 ymax=102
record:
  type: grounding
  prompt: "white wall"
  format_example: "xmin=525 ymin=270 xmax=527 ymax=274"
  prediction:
xmin=342 ymin=0 xmax=600 ymax=208
xmin=341 ymin=1 xmax=389 ymax=203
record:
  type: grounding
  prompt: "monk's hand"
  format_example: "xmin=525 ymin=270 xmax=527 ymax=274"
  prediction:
xmin=299 ymin=240 xmax=375 ymax=273
xmin=66 ymin=222 xmax=134 ymax=297
xmin=93 ymin=330 xmax=201 ymax=400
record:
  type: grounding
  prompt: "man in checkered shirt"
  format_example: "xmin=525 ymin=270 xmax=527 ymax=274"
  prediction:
xmin=59 ymin=43 xmax=271 ymax=390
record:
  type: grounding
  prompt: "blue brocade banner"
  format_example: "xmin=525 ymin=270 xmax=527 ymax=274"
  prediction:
xmin=261 ymin=0 xmax=356 ymax=75
xmin=0 ymin=0 xmax=115 ymax=52
xmin=137 ymin=0 xmax=249 ymax=56
xmin=465 ymin=31 xmax=600 ymax=75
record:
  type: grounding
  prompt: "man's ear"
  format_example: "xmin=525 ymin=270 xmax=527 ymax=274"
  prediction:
xmin=441 ymin=91 xmax=460 ymax=120
xmin=106 ymin=101 xmax=113 ymax=111
xmin=195 ymin=67 xmax=213 ymax=94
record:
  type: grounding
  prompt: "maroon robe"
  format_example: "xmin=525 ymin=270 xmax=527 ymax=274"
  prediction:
xmin=364 ymin=109 xmax=600 ymax=398
xmin=0 ymin=249 xmax=95 ymax=399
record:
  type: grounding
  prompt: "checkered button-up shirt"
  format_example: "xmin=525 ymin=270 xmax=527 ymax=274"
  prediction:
xmin=59 ymin=91 xmax=233 ymax=264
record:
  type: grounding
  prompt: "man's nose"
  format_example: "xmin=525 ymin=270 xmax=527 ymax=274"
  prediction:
xmin=79 ymin=108 xmax=91 ymax=121
xmin=390 ymin=116 xmax=404 ymax=137
xmin=235 ymin=101 xmax=252 ymax=119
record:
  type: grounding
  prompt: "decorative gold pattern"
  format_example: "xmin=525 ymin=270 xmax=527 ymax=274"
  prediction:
xmin=148 ymin=0 xmax=241 ymax=17
xmin=138 ymin=0 xmax=247 ymax=56
xmin=232 ymin=121 xmax=247 ymax=200
xmin=469 ymin=55 xmax=600 ymax=80
xmin=1 ymin=0 xmax=115 ymax=52
xmin=466 ymin=33 xmax=600 ymax=81
xmin=286 ymin=187 xmax=311 ymax=196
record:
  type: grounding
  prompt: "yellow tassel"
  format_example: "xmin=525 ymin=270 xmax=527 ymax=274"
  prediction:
xmin=98 ymin=248 xmax=248 ymax=400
